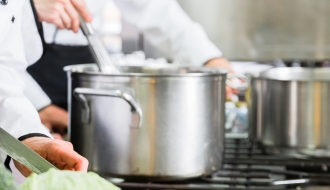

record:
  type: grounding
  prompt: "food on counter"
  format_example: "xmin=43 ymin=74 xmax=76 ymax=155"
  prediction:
xmin=0 ymin=164 xmax=19 ymax=190
xmin=20 ymin=168 xmax=120 ymax=190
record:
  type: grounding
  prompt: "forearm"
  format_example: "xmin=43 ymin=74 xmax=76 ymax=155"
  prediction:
xmin=21 ymin=71 xmax=68 ymax=135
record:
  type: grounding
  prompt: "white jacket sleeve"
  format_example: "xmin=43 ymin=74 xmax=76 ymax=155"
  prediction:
xmin=0 ymin=68 xmax=51 ymax=139
xmin=21 ymin=72 xmax=52 ymax=111
xmin=0 ymin=0 xmax=51 ymax=139
xmin=114 ymin=0 xmax=222 ymax=66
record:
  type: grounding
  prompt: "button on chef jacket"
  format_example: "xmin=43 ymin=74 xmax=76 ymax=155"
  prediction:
xmin=22 ymin=0 xmax=223 ymax=110
xmin=0 ymin=0 xmax=51 ymax=162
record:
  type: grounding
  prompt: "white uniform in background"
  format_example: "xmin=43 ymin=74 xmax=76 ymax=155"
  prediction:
xmin=23 ymin=0 xmax=223 ymax=110
xmin=0 ymin=0 xmax=51 ymax=162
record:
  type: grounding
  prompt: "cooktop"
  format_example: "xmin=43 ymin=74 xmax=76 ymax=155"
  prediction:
xmin=109 ymin=136 xmax=330 ymax=190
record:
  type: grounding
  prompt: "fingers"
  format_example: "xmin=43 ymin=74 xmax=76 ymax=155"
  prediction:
xmin=22 ymin=137 xmax=89 ymax=173
xmin=59 ymin=5 xmax=72 ymax=30
xmin=60 ymin=0 xmax=93 ymax=32
xmin=71 ymin=0 xmax=92 ymax=22
xmin=58 ymin=140 xmax=74 ymax=150
xmin=48 ymin=11 xmax=65 ymax=30
xmin=13 ymin=160 xmax=32 ymax=177
xmin=51 ymin=3 xmax=73 ymax=31
xmin=63 ymin=2 xmax=80 ymax=32
xmin=46 ymin=140 xmax=89 ymax=172
xmin=34 ymin=0 xmax=92 ymax=32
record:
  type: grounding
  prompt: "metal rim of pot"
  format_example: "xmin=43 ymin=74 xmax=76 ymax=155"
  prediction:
xmin=260 ymin=67 xmax=330 ymax=81
xmin=65 ymin=64 xmax=250 ymax=92
xmin=64 ymin=64 xmax=229 ymax=78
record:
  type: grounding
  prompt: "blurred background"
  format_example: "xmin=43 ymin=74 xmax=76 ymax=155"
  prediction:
xmin=177 ymin=0 xmax=330 ymax=61
xmin=107 ymin=0 xmax=330 ymax=62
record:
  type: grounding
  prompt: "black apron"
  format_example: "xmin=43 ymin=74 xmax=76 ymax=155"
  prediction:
xmin=27 ymin=36 xmax=95 ymax=110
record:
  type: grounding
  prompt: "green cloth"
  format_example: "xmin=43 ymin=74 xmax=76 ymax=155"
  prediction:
xmin=20 ymin=169 xmax=120 ymax=190
xmin=0 ymin=164 xmax=19 ymax=190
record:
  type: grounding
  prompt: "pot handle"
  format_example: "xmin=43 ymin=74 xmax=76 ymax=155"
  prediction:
xmin=226 ymin=74 xmax=249 ymax=91
xmin=73 ymin=88 xmax=142 ymax=128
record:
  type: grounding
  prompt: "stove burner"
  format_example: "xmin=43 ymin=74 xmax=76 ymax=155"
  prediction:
xmin=111 ymin=137 xmax=330 ymax=190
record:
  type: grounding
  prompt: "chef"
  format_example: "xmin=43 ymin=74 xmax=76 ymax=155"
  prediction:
xmin=24 ymin=0 xmax=235 ymax=135
xmin=0 ymin=0 xmax=89 ymax=177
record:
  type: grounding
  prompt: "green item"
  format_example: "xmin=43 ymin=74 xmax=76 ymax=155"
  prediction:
xmin=20 ymin=169 xmax=120 ymax=190
xmin=0 ymin=164 xmax=19 ymax=190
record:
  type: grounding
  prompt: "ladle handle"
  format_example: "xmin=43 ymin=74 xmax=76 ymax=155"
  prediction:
xmin=80 ymin=17 xmax=94 ymax=36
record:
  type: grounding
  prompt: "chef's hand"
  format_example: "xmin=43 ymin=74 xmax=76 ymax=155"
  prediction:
xmin=33 ymin=0 xmax=93 ymax=33
xmin=39 ymin=104 xmax=68 ymax=136
xmin=14 ymin=137 xmax=88 ymax=177
xmin=205 ymin=57 xmax=239 ymax=98
xmin=205 ymin=57 xmax=234 ymax=73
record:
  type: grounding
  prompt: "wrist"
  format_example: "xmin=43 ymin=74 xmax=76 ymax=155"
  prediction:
xmin=19 ymin=134 xmax=50 ymax=142
xmin=38 ymin=103 xmax=52 ymax=112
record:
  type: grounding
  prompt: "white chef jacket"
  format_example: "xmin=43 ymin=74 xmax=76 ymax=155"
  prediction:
xmin=0 ymin=0 xmax=51 ymax=162
xmin=23 ymin=0 xmax=223 ymax=110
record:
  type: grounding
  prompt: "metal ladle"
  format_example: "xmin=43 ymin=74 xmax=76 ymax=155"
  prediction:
xmin=80 ymin=18 xmax=122 ymax=74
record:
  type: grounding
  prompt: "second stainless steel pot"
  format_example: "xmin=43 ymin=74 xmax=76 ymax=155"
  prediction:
xmin=65 ymin=64 xmax=227 ymax=180
xmin=260 ymin=68 xmax=330 ymax=156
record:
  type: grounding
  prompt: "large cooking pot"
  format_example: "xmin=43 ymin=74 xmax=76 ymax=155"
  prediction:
xmin=260 ymin=68 xmax=330 ymax=156
xmin=65 ymin=64 xmax=227 ymax=180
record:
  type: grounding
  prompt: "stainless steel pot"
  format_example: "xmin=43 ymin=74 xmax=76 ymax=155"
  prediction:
xmin=65 ymin=64 xmax=227 ymax=180
xmin=259 ymin=68 xmax=330 ymax=156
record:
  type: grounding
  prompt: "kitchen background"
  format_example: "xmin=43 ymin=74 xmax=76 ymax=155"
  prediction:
xmin=99 ymin=0 xmax=330 ymax=62
xmin=177 ymin=0 xmax=330 ymax=61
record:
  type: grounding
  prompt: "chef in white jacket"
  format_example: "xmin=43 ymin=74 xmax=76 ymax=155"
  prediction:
xmin=25 ymin=0 xmax=234 ymax=135
xmin=0 ymin=0 xmax=89 ymax=176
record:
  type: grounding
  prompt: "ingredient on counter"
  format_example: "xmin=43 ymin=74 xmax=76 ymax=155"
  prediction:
xmin=0 ymin=164 xmax=19 ymax=190
xmin=20 ymin=168 xmax=120 ymax=190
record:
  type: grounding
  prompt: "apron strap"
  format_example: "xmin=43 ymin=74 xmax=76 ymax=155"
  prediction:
xmin=52 ymin=28 xmax=59 ymax=45
xmin=29 ymin=0 xmax=47 ymax=58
